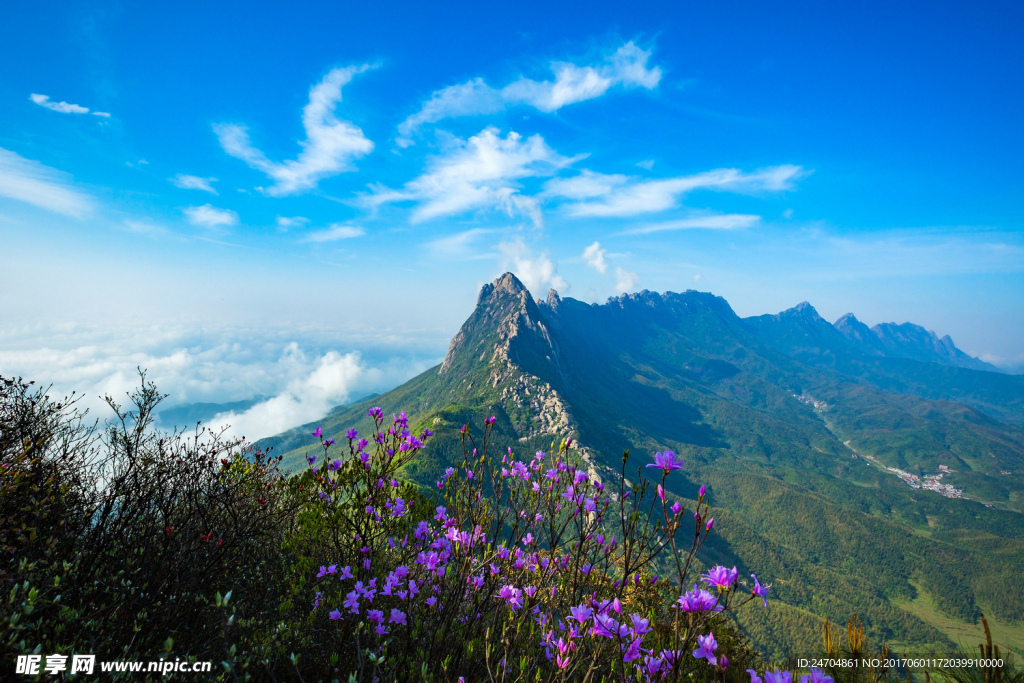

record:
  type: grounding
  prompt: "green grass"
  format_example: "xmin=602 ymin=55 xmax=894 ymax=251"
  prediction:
xmin=895 ymin=580 xmax=1024 ymax=656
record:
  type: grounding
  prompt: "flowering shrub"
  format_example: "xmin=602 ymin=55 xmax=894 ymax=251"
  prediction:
xmin=302 ymin=408 xmax=773 ymax=681
xmin=1 ymin=374 xmax=299 ymax=678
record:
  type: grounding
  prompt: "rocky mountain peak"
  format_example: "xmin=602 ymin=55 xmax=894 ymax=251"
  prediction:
xmin=439 ymin=273 xmax=557 ymax=377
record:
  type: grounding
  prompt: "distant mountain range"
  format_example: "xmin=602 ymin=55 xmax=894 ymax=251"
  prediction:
xmin=746 ymin=301 xmax=1000 ymax=373
xmin=261 ymin=274 xmax=1024 ymax=660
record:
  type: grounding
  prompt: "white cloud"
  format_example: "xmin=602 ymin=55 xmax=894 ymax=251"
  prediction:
xmin=29 ymin=93 xmax=88 ymax=114
xmin=120 ymin=220 xmax=169 ymax=237
xmin=693 ymin=273 xmax=703 ymax=283
xmin=582 ymin=241 xmax=608 ymax=273
xmin=28 ymin=93 xmax=111 ymax=118
xmin=497 ymin=238 xmax=568 ymax=295
xmin=614 ymin=266 xmax=640 ymax=293
xmin=171 ymin=174 xmax=218 ymax=194
xmin=0 ymin=325 xmax=440 ymax=442
xmin=211 ymin=350 xmax=363 ymax=440
xmin=276 ymin=216 xmax=309 ymax=230
xmin=0 ymin=147 xmax=94 ymax=217
xmin=300 ymin=224 xmax=365 ymax=242
xmin=215 ymin=65 xmax=375 ymax=196
xmin=183 ymin=204 xmax=239 ymax=229
xmin=398 ymin=42 xmax=661 ymax=141
xmin=620 ymin=213 xmax=761 ymax=235
xmin=366 ymin=127 xmax=578 ymax=226
xmin=425 ymin=228 xmax=497 ymax=260
xmin=548 ymin=165 xmax=806 ymax=217
xmin=636 ymin=159 xmax=655 ymax=170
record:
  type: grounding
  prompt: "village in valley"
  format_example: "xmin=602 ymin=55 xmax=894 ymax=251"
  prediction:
xmin=793 ymin=393 xmax=967 ymax=500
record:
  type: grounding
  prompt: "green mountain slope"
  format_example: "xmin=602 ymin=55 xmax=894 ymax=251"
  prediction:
xmin=260 ymin=273 xmax=1024 ymax=661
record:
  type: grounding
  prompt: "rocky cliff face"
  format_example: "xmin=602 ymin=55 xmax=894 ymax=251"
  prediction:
xmin=437 ymin=273 xmax=579 ymax=443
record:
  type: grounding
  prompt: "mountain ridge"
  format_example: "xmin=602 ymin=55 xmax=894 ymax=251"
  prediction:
xmin=260 ymin=273 xmax=1024 ymax=661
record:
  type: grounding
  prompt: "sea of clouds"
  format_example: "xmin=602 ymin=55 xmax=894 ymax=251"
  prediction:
xmin=0 ymin=323 xmax=445 ymax=441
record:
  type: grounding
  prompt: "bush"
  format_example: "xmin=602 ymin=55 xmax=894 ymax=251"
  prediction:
xmin=5 ymin=373 xmax=858 ymax=682
xmin=290 ymin=408 xmax=773 ymax=681
xmin=2 ymin=373 xmax=299 ymax=679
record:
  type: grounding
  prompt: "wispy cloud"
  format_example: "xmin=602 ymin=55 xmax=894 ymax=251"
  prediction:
xmin=120 ymin=220 xmax=169 ymax=237
xmin=366 ymin=127 xmax=579 ymax=226
xmin=276 ymin=216 xmax=309 ymax=230
xmin=614 ymin=266 xmax=640 ymax=293
xmin=171 ymin=174 xmax=218 ymax=194
xmin=300 ymin=224 xmax=365 ymax=242
xmin=397 ymin=42 xmax=661 ymax=143
xmin=0 ymin=147 xmax=94 ymax=217
xmin=29 ymin=93 xmax=110 ymax=117
xmin=183 ymin=204 xmax=239 ymax=229
xmin=497 ymin=237 xmax=568 ymax=295
xmin=582 ymin=241 xmax=608 ymax=273
xmin=547 ymin=165 xmax=805 ymax=217
xmin=620 ymin=213 xmax=761 ymax=235
xmin=215 ymin=65 xmax=375 ymax=196
xmin=425 ymin=228 xmax=497 ymax=260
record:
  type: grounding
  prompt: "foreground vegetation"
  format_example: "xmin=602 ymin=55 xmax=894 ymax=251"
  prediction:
xmin=3 ymin=374 xmax=1020 ymax=681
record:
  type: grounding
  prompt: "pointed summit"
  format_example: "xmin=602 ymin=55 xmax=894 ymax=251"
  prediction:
xmin=439 ymin=273 xmax=557 ymax=377
xmin=784 ymin=301 xmax=824 ymax=320
xmin=477 ymin=272 xmax=529 ymax=305
xmin=834 ymin=313 xmax=886 ymax=355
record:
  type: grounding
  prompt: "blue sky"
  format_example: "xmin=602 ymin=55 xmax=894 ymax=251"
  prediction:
xmin=2 ymin=0 xmax=1022 ymax=436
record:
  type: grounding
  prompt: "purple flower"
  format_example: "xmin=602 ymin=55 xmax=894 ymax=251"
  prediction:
xmin=367 ymin=609 xmax=384 ymax=624
xmin=368 ymin=406 xmax=383 ymax=419
xmin=339 ymin=566 xmax=353 ymax=580
xmin=389 ymin=608 xmax=407 ymax=625
xmin=699 ymin=484 xmax=706 ymax=498
xmin=569 ymin=604 xmax=593 ymax=623
xmin=801 ymin=670 xmax=834 ymax=683
xmin=623 ymin=638 xmax=644 ymax=663
xmin=316 ymin=565 xmax=329 ymax=578
xmin=692 ymin=632 xmax=718 ymax=666
xmin=313 ymin=427 xmax=322 ymax=438
xmin=672 ymin=501 xmax=682 ymax=515
xmin=485 ymin=416 xmax=496 ymax=425
xmin=657 ymin=484 xmax=664 ymax=500
xmin=675 ymin=585 xmax=723 ymax=612
xmin=647 ymin=450 xmax=684 ymax=473
xmin=591 ymin=613 xmax=617 ymax=638
xmin=720 ymin=655 xmax=730 ymax=671
xmin=329 ymin=609 xmax=342 ymax=620
xmin=749 ymin=670 xmax=765 ymax=683
xmin=706 ymin=517 xmax=714 ymax=531
xmin=765 ymin=671 xmax=793 ymax=683
xmin=629 ymin=614 xmax=652 ymax=637
xmin=425 ymin=596 xmax=437 ymax=607
xmin=701 ymin=565 xmax=738 ymax=589
xmin=323 ymin=438 xmax=335 ymax=447
xmin=644 ymin=655 xmax=664 ymax=676
xmin=752 ymin=574 xmax=771 ymax=607
xmin=346 ymin=428 xmax=358 ymax=439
